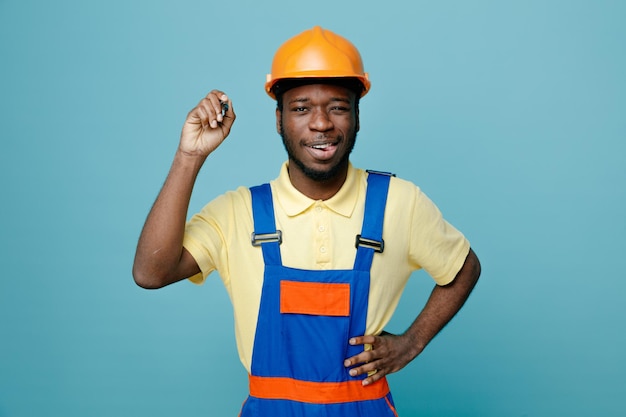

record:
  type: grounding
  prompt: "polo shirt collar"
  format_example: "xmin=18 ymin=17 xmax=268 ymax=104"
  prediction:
xmin=272 ymin=162 xmax=360 ymax=218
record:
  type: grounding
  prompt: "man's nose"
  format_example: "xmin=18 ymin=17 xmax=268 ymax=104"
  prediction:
xmin=309 ymin=109 xmax=333 ymax=131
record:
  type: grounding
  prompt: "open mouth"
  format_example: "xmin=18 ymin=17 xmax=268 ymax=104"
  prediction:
xmin=304 ymin=140 xmax=339 ymax=161
xmin=309 ymin=142 xmax=335 ymax=150
xmin=299 ymin=133 xmax=344 ymax=162
xmin=307 ymin=137 xmax=339 ymax=149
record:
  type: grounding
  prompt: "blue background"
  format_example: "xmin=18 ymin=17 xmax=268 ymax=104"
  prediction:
xmin=1 ymin=0 xmax=625 ymax=416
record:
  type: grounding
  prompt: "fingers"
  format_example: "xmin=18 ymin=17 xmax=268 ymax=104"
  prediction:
xmin=344 ymin=335 xmax=384 ymax=385
xmin=189 ymin=90 xmax=235 ymax=130
xmin=344 ymin=334 xmax=411 ymax=386
xmin=344 ymin=335 xmax=378 ymax=369
xmin=345 ymin=355 xmax=385 ymax=386
xmin=350 ymin=335 xmax=376 ymax=346
xmin=179 ymin=90 xmax=236 ymax=156
xmin=345 ymin=355 xmax=380 ymax=376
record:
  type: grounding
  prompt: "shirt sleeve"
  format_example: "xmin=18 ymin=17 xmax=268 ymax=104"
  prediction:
xmin=182 ymin=188 xmax=250 ymax=285
xmin=182 ymin=205 xmax=223 ymax=285
xmin=407 ymin=185 xmax=470 ymax=286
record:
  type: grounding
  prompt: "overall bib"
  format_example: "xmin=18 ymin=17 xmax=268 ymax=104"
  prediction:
xmin=239 ymin=172 xmax=398 ymax=417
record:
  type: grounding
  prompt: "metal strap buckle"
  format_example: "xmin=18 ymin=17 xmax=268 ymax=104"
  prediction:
xmin=355 ymin=234 xmax=385 ymax=253
xmin=365 ymin=169 xmax=396 ymax=177
xmin=251 ymin=230 xmax=283 ymax=246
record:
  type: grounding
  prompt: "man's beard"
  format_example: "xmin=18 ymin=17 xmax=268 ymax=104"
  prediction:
xmin=280 ymin=130 xmax=357 ymax=182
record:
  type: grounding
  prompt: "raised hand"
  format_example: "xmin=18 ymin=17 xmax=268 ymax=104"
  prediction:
xmin=179 ymin=90 xmax=236 ymax=157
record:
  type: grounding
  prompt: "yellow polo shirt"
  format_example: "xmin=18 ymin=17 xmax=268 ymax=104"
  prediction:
xmin=183 ymin=162 xmax=469 ymax=372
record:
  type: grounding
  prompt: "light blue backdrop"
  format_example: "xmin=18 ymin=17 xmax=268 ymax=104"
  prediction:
xmin=1 ymin=0 xmax=624 ymax=416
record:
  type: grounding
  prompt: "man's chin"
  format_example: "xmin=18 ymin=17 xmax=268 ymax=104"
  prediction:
xmin=298 ymin=161 xmax=348 ymax=182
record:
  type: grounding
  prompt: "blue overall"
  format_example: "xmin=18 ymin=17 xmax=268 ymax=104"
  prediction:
xmin=239 ymin=172 xmax=398 ymax=417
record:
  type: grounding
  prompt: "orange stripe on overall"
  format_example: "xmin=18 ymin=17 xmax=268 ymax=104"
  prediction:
xmin=249 ymin=375 xmax=390 ymax=404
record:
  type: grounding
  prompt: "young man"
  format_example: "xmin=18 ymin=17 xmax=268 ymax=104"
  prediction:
xmin=133 ymin=26 xmax=480 ymax=416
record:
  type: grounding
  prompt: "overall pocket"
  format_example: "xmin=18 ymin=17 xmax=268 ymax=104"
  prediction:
xmin=279 ymin=280 xmax=351 ymax=381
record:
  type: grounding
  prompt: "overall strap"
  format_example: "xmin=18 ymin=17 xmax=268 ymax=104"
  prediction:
xmin=354 ymin=171 xmax=393 ymax=271
xmin=250 ymin=183 xmax=282 ymax=266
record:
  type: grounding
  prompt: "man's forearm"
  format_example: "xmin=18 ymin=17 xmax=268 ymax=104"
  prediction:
xmin=132 ymin=150 xmax=207 ymax=288
xmin=404 ymin=248 xmax=481 ymax=357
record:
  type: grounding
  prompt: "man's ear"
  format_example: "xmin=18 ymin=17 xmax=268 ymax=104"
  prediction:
xmin=276 ymin=108 xmax=282 ymax=135
xmin=355 ymin=106 xmax=360 ymax=133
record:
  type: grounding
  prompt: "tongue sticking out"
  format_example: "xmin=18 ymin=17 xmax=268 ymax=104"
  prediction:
xmin=308 ymin=142 xmax=338 ymax=160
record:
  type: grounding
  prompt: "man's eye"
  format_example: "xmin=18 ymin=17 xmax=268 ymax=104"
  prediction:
xmin=292 ymin=107 xmax=307 ymax=112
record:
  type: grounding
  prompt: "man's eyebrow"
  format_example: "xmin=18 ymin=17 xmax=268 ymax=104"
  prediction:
xmin=288 ymin=97 xmax=310 ymax=104
xmin=329 ymin=97 xmax=352 ymax=104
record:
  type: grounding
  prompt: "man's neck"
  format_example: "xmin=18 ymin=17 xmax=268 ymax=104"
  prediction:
xmin=287 ymin=163 xmax=349 ymax=201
